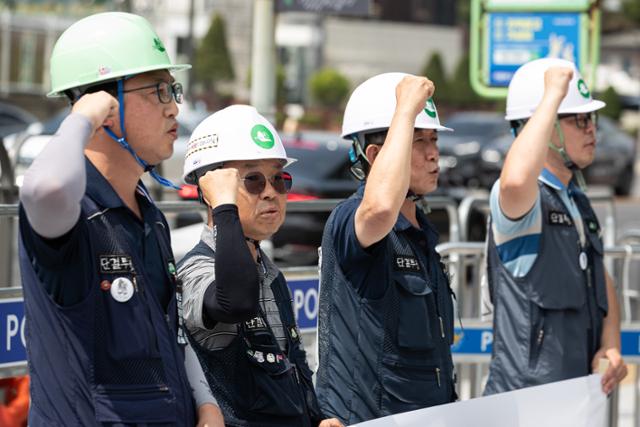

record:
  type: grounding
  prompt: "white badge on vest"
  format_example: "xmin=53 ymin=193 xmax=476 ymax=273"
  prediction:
xmin=111 ymin=277 xmax=135 ymax=303
xmin=579 ymin=252 xmax=588 ymax=271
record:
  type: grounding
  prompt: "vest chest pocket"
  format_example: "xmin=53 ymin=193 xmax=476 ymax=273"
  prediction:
xmin=379 ymin=358 xmax=449 ymax=415
xmin=245 ymin=350 xmax=305 ymax=418
xmin=393 ymin=273 xmax=436 ymax=350
xmin=94 ymin=275 xmax=169 ymax=393
xmin=96 ymin=278 xmax=159 ymax=360
xmin=93 ymin=384 xmax=175 ymax=424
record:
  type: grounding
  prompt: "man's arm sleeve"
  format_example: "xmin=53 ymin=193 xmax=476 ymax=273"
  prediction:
xmin=202 ymin=204 xmax=260 ymax=325
xmin=19 ymin=113 xmax=92 ymax=239
xmin=184 ymin=340 xmax=219 ymax=408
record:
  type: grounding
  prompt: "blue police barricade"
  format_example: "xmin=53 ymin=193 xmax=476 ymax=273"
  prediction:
xmin=2 ymin=279 xmax=640 ymax=376
xmin=0 ymin=297 xmax=26 ymax=370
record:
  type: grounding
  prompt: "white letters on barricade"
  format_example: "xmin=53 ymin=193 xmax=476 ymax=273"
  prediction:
xmin=350 ymin=375 xmax=606 ymax=427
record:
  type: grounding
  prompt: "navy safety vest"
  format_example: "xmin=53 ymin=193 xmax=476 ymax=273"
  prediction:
xmin=484 ymin=182 xmax=608 ymax=394
xmin=19 ymin=195 xmax=195 ymax=426
xmin=189 ymin=266 xmax=322 ymax=427
xmin=316 ymin=197 xmax=456 ymax=425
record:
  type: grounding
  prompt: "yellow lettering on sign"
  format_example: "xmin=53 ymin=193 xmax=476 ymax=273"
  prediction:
xmin=505 ymin=17 xmax=543 ymax=42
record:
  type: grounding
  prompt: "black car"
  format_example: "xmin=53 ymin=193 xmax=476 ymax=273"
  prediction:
xmin=584 ymin=116 xmax=636 ymax=196
xmin=437 ymin=111 xmax=510 ymax=189
xmin=268 ymin=131 xmax=360 ymax=265
xmin=480 ymin=116 xmax=636 ymax=195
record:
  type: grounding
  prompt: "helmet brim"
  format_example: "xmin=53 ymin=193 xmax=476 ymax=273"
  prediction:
xmin=416 ymin=124 xmax=453 ymax=132
xmin=342 ymin=123 xmax=453 ymax=138
xmin=506 ymin=100 xmax=606 ymax=121
xmin=557 ymin=100 xmax=606 ymax=115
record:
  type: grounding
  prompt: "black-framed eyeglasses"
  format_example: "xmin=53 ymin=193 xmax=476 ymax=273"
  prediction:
xmin=558 ymin=112 xmax=598 ymax=130
xmin=242 ymin=171 xmax=293 ymax=195
xmin=123 ymin=81 xmax=184 ymax=104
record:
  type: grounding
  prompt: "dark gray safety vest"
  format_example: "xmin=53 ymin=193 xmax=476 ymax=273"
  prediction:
xmin=19 ymin=196 xmax=195 ymax=426
xmin=185 ymin=241 xmax=322 ymax=427
xmin=484 ymin=181 xmax=608 ymax=395
xmin=316 ymin=198 xmax=456 ymax=425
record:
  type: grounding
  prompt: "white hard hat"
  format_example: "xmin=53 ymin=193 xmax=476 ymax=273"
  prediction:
xmin=182 ymin=105 xmax=295 ymax=184
xmin=505 ymin=58 xmax=605 ymax=121
xmin=341 ymin=72 xmax=453 ymax=138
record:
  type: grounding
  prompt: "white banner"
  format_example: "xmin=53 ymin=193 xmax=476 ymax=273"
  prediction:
xmin=351 ymin=375 xmax=606 ymax=427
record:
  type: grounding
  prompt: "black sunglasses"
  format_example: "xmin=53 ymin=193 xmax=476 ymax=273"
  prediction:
xmin=243 ymin=171 xmax=292 ymax=195
xmin=123 ymin=81 xmax=184 ymax=104
xmin=558 ymin=112 xmax=598 ymax=130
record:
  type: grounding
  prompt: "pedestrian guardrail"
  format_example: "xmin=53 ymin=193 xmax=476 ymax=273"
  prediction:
xmin=1 ymin=197 xmax=638 ymax=425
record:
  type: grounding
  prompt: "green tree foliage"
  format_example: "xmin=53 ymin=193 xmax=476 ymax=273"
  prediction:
xmin=194 ymin=13 xmax=235 ymax=91
xmin=457 ymin=0 xmax=471 ymax=27
xmin=308 ymin=68 xmax=350 ymax=108
xmin=622 ymin=0 xmax=640 ymax=25
xmin=599 ymin=86 xmax=622 ymax=121
xmin=449 ymin=53 xmax=482 ymax=108
xmin=421 ymin=52 xmax=449 ymax=102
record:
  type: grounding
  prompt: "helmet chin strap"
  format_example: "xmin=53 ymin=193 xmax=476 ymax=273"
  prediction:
xmin=547 ymin=119 xmax=587 ymax=192
xmin=245 ymin=237 xmax=261 ymax=249
xmin=350 ymin=134 xmax=431 ymax=211
xmin=102 ymin=79 xmax=180 ymax=190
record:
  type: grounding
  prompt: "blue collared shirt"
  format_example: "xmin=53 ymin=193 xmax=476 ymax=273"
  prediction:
xmin=489 ymin=168 xmax=586 ymax=278
xmin=19 ymin=158 xmax=172 ymax=307
xmin=330 ymin=184 xmax=441 ymax=299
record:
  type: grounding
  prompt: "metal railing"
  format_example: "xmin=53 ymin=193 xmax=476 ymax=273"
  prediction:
xmin=436 ymin=241 xmax=640 ymax=427
xmin=1 ymin=195 xmax=639 ymax=425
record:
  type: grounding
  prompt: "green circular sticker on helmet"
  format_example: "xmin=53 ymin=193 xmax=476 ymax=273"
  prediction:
xmin=251 ymin=124 xmax=275 ymax=149
xmin=424 ymin=98 xmax=437 ymax=118
xmin=577 ymin=79 xmax=591 ymax=99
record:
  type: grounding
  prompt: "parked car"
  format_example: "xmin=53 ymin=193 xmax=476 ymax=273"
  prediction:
xmin=480 ymin=115 xmax=636 ymax=195
xmin=437 ymin=111 xmax=510 ymax=189
xmin=584 ymin=116 xmax=636 ymax=196
xmin=0 ymin=101 xmax=38 ymax=139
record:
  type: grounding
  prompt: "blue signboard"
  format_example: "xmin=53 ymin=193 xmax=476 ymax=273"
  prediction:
xmin=288 ymin=278 xmax=320 ymax=331
xmin=452 ymin=327 xmax=493 ymax=355
xmin=621 ymin=330 xmax=640 ymax=358
xmin=0 ymin=298 xmax=26 ymax=368
xmin=487 ymin=12 xmax=581 ymax=86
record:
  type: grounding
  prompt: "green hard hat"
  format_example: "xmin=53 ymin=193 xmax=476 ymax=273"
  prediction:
xmin=48 ymin=12 xmax=191 ymax=97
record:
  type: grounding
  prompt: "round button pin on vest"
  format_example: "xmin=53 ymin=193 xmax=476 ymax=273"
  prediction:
xmin=110 ymin=277 xmax=135 ymax=302
xmin=579 ymin=252 xmax=588 ymax=271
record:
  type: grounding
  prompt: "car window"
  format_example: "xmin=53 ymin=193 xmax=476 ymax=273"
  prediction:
xmin=284 ymin=145 xmax=352 ymax=180
xmin=282 ymin=132 xmax=353 ymax=181
xmin=0 ymin=112 xmax=27 ymax=127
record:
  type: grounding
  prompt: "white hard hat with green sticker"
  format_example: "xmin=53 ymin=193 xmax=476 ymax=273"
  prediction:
xmin=505 ymin=57 xmax=605 ymax=121
xmin=183 ymin=105 xmax=296 ymax=184
xmin=341 ymin=72 xmax=452 ymax=138
xmin=48 ymin=12 xmax=190 ymax=97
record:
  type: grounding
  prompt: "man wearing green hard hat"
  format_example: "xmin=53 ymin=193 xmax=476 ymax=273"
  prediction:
xmin=18 ymin=12 xmax=224 ymax=426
